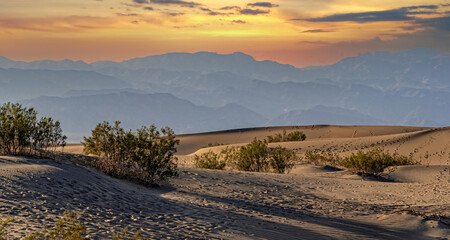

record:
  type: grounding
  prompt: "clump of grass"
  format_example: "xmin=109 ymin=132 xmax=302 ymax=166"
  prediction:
xmin=340 ymin=148 xmax=419 ymax=177
xmin=194 ymin=150 xmax=226 ymax=170
xmin=266 ymin=130 xmax=306 ymax=143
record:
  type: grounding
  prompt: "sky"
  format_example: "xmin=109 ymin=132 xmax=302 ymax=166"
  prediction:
xmin=0 ymin=0 xmax=449 ymax=67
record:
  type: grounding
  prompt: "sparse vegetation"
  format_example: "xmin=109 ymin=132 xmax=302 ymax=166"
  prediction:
xmin=0 ymin=216 xmax=14 ymax=240
xmin=266 ymin=130 xmax=306 ymax=143
xmin=304 ymin=151 xmax=342 ymax=168
xmin=112 ymin=227 xmax=145 ymax=240
xmin=195 ymin=139 xmax=297 ymax=173
xmin=269 ymin=146 xmax=296 ymax=173
xmin=340 ymin=148 xmax=419 ymax=177
xmin=83 ymin=121 xmax=179 ymax=186
xmin=236 ymin=139 xmax=270 ymax=172
xmin=0 ymin=212 xmax=146 ymax=239
xmin=194 ymin=150 xmax=226 ymax=170
xmin=201 ymin=142 xmax=225 ymax=148
xmin=0 ymin=102 xmax=67 ymax=158
xmin=24 ymin=211 xmax=86 ymax=240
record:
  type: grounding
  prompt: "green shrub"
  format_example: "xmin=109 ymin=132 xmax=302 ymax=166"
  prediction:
xmin=0 ymin=102 xmax=66 ymax=157
xmin=112 ymin=227 xmax=146 ymax=240
xmin=194 ymin=151 xmax=226 ymax=170
xmin=236 ymin=139 xmax=269 ymax=172
xmin=24 ymin=211 xmax=86 ymax=240
xmin=0 ymin=216 xmax=14 ymax=240
xmin=266 ymin=130 xmax=306 ymax=143
xmin=269 ymin=146 xmax=296 ymax=173
xmin=214 ymin=139 xmax=296 ymax=174
xmin=201 ymin=142 xmax=225 ymax=148
xmin=83 ymin=122 xmax=179 ymax=186
xmin=1 ymin=212 xmax=146 ymax=240
xmin=304 ymin=151 xmax=342 ymax=168
xmin=340 ymin=148 xmax=418 ymax=177
xmin=285 ymin=131 xmax=306 ymax=142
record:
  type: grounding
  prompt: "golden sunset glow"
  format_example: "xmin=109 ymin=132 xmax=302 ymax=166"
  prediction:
xmin=0 ymin=0 xmax=448 ymax=66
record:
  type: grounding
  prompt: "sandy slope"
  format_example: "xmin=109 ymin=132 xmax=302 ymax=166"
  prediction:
xmin=176 ymin=125 xmax=431 ymax=155
xmin=0 ymin=156 xmax=448 ymax=239
xmin=2 ymin=125 xmax=449 ymax=239
xmin=186 ymin=126 xmax=449 ymax=166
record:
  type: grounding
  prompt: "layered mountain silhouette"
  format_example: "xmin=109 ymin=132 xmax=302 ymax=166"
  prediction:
xmin=1 ymin=48 xmax=448 ymax=141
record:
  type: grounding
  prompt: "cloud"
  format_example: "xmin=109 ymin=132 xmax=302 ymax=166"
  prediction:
xmin=302 ymin=29 xmax=331 ymax=33
xmin=165 ymin=12 xmax=185 ymax=16
xmin=232 ymin=20 xmax=247 ymax=24
xmin=296 ymin=40 xmax=329 ymax=45
xmin=116 ymin=13 xmax=140 ymax=17
xmin=247 ymin=2 xmax=279 ymax=8
xmin=415 ymin=16 xmax=450 ymax=31
xmin=200 ymin=8 xmax=227 ymax=16
xmin=220 ymin=6 xmax=241 ymax=11
xmin=294 ymin=5 xmax=440 ymax=23
xmin=240 ymin=9 xmax=269 ymax=15
xmin=150 ymin=0 xmax=200 ymax=8
xmin=132 ymin=0 xmax=149 ymax=3
xmin=0 ymin=16 xmax=118 ymax=32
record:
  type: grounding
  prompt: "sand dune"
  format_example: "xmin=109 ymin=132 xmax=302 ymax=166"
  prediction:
xmin=0 ymin=155 xmax=448 ymax=239
xmin=2 ymin=125 xmax=449 ymax=239
xmin=176 ymin=125 xmax=431 ymax=155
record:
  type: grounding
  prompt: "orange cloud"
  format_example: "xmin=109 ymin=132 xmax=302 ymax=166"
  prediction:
xmin=0 ymin=16 xmax=119 ymax=33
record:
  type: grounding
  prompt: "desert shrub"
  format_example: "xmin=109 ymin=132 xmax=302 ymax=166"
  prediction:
xmin=269 ymin=146 xmax=296 ymax=173
xmin=24 ymin=211 xmax=86 ymax=240
xmin=83 ymin=122 xmax=179 ymax=186
xmin=304 ymin=151 xmax=342 ymax=168
xmin=1 ymin=211 xmax=146 ymax=240
xmin=266 ymin=130 xmax=306 ymax=143
xmin=285 ymin=131 xmax=307 ymax=142
xmin=112 ymin=227 xmax=146 ymax=240
xmin=236 ymin=139 xmax=269 ymax=172
xmin=0 ymin=216 xmax=14 ymax=240
xmin=340 ymin=148 xmax=418 ymax=177
xmin=194 ymin=151 xmax=226 ymax=170
xmin=0 ymin=102 xmax=66 ymax=157
xmin=201 ymin=142 xmax=225 ymax=148
xmin=215 ymin=139 xmax=296 ymax=173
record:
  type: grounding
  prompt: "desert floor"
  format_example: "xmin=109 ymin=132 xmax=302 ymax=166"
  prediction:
xmin=1 ymin=125 xmax=449 ymax=239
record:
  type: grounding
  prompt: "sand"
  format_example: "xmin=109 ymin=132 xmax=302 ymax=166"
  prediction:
xmin=1 ymin=125 xmax=449 ymax=239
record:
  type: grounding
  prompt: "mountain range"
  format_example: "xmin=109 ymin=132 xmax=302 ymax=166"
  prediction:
xmin=1 ymin=48 xmax=448 ymax=141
